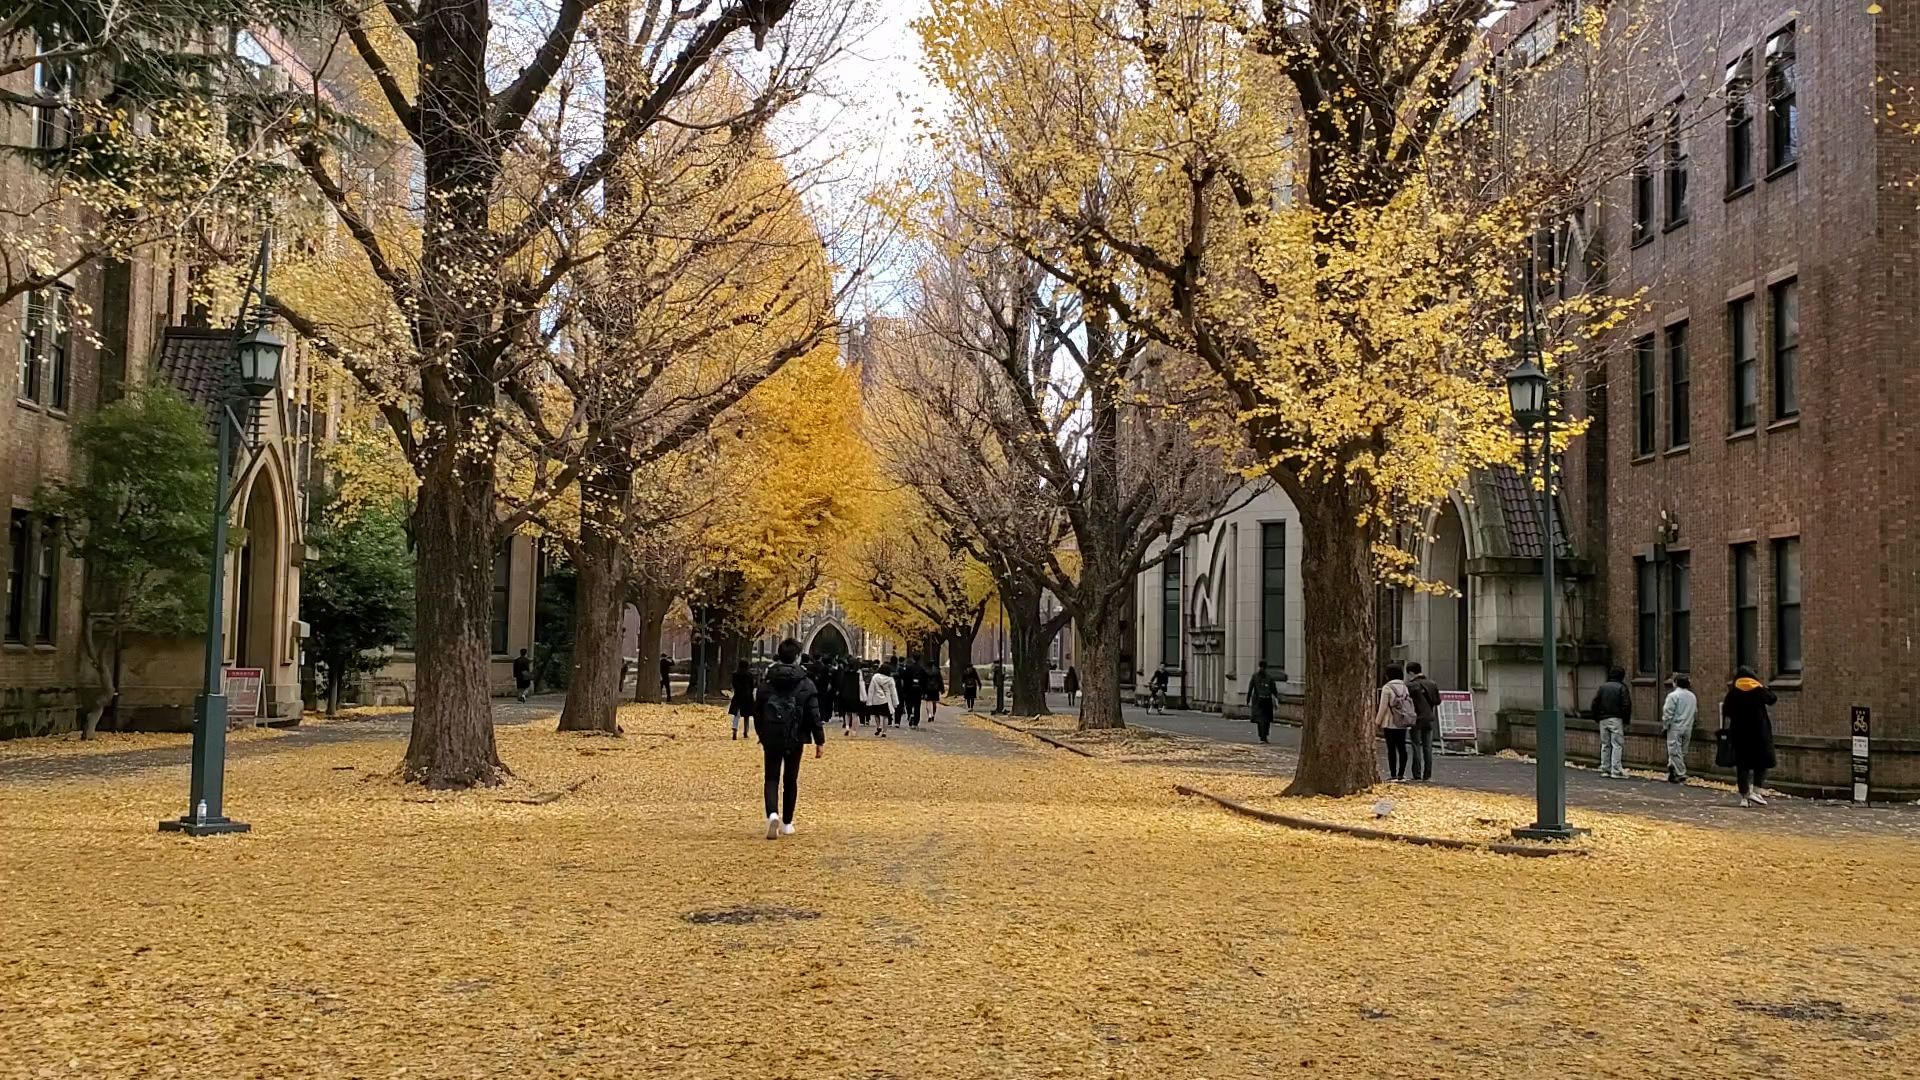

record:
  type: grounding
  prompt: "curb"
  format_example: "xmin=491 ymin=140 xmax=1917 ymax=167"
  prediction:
xmin=1172 ymin=784 xmax=1588 ymax=858
xmin=976 ymin=715 xmax=1096 ymax=757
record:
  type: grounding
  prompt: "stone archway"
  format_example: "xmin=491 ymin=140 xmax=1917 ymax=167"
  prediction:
xmin=235 ymin=466 xmax=282 ymax=673
xmin=807 ymin=621 xmax=850 ymax=659
xmin=1420 ymin=499 xmax=1471 ymax=690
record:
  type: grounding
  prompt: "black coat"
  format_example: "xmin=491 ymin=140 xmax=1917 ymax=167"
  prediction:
xmin=1590 ymin=680 xmax=1633 ymax=722
xmin=754 ymin=663 xmax=825 ymax=752
xmin=1721 ymin=680 xmax=1778 ymax=770
xmin=729 ymin=667 xmax=756 ymax=716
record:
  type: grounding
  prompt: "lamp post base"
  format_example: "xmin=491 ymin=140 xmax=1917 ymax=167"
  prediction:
xmin=1511 ymin=822 xmax=1587 ymax=842
xmin=159 ymin=816 xmax=252 ymax=836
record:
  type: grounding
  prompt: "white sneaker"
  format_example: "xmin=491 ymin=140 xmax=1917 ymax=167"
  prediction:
xmin=765 ymin=812 xmax=782 ymax=839
xmin=1748 ymin=791 xmax=1768 ymax=807
xmin=1739 ymin=796 xmax=1752 ymax=807
xmin=781 ymin=823 xmax=795 ymax=836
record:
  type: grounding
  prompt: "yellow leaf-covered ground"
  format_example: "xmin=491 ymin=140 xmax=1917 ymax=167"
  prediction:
xmin=2 ymin=707 xmax=1915 ymax=1078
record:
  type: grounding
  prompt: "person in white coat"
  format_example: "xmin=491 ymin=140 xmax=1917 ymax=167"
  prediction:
xmin=864 ymin=662 xmax=900 ymax=739
xmin=1661 ymin=673 xmax=1698 ymax=784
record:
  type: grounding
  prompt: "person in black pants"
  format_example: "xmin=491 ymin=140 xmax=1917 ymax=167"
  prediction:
xmin=755 ymin=638 xmax=826 ymax=838
xmin=897 ymin=657 xmax=923 ymax=728
xmin=658 ymin=654 xmax=674 ymax=702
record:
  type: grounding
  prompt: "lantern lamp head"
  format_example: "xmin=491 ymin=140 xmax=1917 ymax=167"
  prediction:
xmin=235 ymin=323 xmax=284 ymax=399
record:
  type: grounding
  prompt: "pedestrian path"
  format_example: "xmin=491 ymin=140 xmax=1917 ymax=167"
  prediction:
xmin=1044 ymin=694 xmax=1920 ymax=838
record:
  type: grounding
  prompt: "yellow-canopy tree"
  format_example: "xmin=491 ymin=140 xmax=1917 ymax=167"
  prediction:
xmin=920 ymin=0 xmax=1648 ymax=792
xmin=834 ymin=486 xmax=994 ymax=687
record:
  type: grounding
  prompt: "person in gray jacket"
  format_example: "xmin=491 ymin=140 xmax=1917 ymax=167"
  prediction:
xmin=1590 ymin=667 xmax=1632 ymax=779
xmin=1660 ymin=673 xmax=1697 ymax=784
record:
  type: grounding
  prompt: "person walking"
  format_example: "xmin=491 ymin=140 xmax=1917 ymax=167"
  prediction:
xmin=897 ymin=656 xmax=923 ymax=729
xmin=1063 ymin=665 xmax=1080 ymax=708
xmin=512 ymin=648 xmax=533 ymax=703
xmin=728 ymin=658 xmax=756 ymax=741
xmin=865 ymin=661 xmax=899 ymax=738
xmin=835 ymin=662 xmax=864 ymax=734
xmin=1373 ymin=664 xmax=1417 ymax=781
xmin=923 ymin=665 xmax=944 ymax=724
xmin=1147 ymin=664 xmax=1169 ymax=714
xmin=1405 ymin=661 xmax=1442 ymax=781
xmin=1721 ymin=667 xmax=1778 ymax=806
xmin=1660 ymin=673 xmax=1697 ymax=783
xmin=1590 ymin=666 xmax=1633 ymax=779
xmin=754 ymin=638 xmax=825 ymax=839
xmin=960 ymin=666 xmax=980 ymax=711
xmin=658 ymin=653 xmax=674 ymax=703
xmin=1245 ymin=660 xmax=1278 ymax=744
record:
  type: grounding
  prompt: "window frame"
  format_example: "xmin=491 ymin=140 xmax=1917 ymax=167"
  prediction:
xmin=18 ymin=290 xmax=45 ymax=404
xmin=1732 ymin=543 xmax=1760 ymax=672
xmin=1633 ymin=335 xmax=1657 ymax=457
xmin=1663 ymin=103 xmax=1689 ymax=228
xmin=34 ymin=516 xmax=58 ymax=643
xmin=46 ymin=285 xmax=71 ymax=412
xmin=1666 ymin=320 xmax=1691 ymax=449
xmin=1161 ymin=548 xmax=1183 ymax=671
xmin=1260 ymin=522 xmax=1285 ymax=670
xmin=1773 ymin=537 xmax=1802 ymax=677
xmin=1771 ymin=278 xmax=1799 ymax=420
xmin=31 ymin=36 xmax=76 ymax=153
xmin=490 ymin=544 xmax=512 ymax=656
xmin=1725 ymin=52 xmax=1755 ymax=193
xmin=1630 ymin=121 xmax=1656 ymax=246
xmin=5 ymin=510 xmax=28 ymax=643
xmin=1729 ymin=295 xmax=1758 ymax=432
xmin=1765 ymin=25 xmax=1799 ymax=174
xmin=1668 ymin=551 xmax=1691 ymax=676
xmin=1635 ymin=557 xmax=1658 ymax=676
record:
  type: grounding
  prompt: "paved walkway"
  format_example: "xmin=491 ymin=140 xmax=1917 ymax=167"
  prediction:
xmin=1041 ymin=694 xmax=1920 ymax=837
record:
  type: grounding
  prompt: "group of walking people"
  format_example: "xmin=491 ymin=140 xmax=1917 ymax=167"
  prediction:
xmin=1372 ymin=662 xmax=1443 ymax=782
xmin=1593 ymin=664 xmax=1778 ymax=805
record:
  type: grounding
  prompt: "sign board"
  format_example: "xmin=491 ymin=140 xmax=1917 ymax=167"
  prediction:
xmin=1850 ymin=706 xmax=1871 ymax=804
xmin=1438 ymin=690 xmax=1478 ymax=742
xmin=224 ymin=667 xmax=264 ymax=719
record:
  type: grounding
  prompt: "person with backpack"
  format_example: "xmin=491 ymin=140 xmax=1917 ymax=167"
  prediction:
xmin=1590 ymin=666 xmax=1633 ymax=779
xmin=754 ymin=638 xmax=825 ymax=839
xmin=1373 ymin=664 xmax=1417 ymax=782
xmin=1063 ymin=665 xmax=1080 ymax=708
xmin=728 ymin=658 xmax=756 ymax=740
xmin=1245 ymin=660 xmax=1279 ymax=743
xmin=960 ymin=666 xmax=980 ymax=711
xmin=1404 ymin=661 xmax=1442 ymax=781
xmin=1146 ymin=664 xmax=1170 ymax=714
xmin=865 ymin=661 xmax=899 ymax=738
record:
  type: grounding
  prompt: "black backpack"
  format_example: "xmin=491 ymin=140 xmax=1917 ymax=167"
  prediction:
xmin=764 ymin=687 xmax=806 ymax=745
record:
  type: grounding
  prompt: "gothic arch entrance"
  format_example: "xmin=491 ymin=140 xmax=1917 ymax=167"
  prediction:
xmin=807 ymin=622 xmax=850 ymax=659
xmin=1422 ymin=500 xmax=1471 ymax=690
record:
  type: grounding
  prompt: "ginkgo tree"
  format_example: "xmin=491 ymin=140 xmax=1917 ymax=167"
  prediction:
xmin=919 ymin=0 xmax=1657 ymax=792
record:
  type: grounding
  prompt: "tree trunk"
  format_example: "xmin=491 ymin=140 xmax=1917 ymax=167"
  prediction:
xmin=631 ymin=584 xmax=668 ymax=703
xmin=402 ymin=469 xmax=505 ymax=787
xmin=559 ymin=458 xmax=630 ymax=734
xmin=1075 ymin=610 xmax=1126 ymax=731
xmin=1003 ymin=584 xmax=1048 ymax=716
xmin=1287 ymin=497 xmax=1380 ymax=796
xmin=946 ymin=626 xmax=975 ymax=695
xmin=78 ymin=621 xmax=113 ymax=739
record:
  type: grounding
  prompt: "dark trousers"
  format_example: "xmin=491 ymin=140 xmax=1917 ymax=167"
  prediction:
xmin=901 ymin=698 xmax=920 ymax=727
xmin=660 ymin=676 xmax=672 ymax=702
xmin=1737 ymin=766 xmax=1768 ymax=795
xmin=763 ymin=744 xmax=803 ymax=823
xmin=1383 ymin=729 xmax=1409 ymax=779
xmin=1252 ymin=705 xmax=1273 ymax=743
xmin=964 ymin=691 xmax=976 ymax=710
xmin=1410 ymin=720 xmax=1435 ymax=780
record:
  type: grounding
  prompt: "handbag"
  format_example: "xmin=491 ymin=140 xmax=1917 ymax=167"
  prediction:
xmin=1714 ymin=724 xmax=1736 ymax=768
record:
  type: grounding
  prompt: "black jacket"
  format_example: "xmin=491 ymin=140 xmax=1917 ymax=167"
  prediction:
xmin=755 ymin=663 xmax=825 ymax=752
xmin=729 ymin=667 xmax=756 ymax=713
xmin=1721 ymin=679 xmax=1778 ymax=770
xmin=1590 ymin=680 xmax=1633 ymax=722
xmin=961 ymin=669 xmax=980 ymax=693
xmin=897 ymin=662 xmax=923 ymax=701
xmin=1406 ymin=675 xmax=1441 ymax=725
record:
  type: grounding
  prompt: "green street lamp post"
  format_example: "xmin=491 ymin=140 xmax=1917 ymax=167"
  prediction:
xmin=1507 ymin=277 xmax=1579 ymax=843
xmin=160 ymin=234 xmax=283 ymax=837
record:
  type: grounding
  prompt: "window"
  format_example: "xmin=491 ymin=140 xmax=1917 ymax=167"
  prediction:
xmin=490 ymin=545 xmax=512 ymax=655
xmin=1766 ymin=26 xmax=1798 ymax=172
xmin=18 ymin=291 xmax=45 ymax=403
xmin=1663 ymin=105 xmax=1689 ymax=226
xmin=1161 ymin=548 xmax=1182 ymax=669
xmin=1635 ymin=557 xmax=1658 ymax=676
xmin=32 ymin=35 xmax=76 ymax=152
xmin=45 ymin=287 xmax=69 ymax=410
xmin=5 ymin=511 xmax=27 ymax=642
xmin=234 ymin=28 xmax=273 ymax=67
xmin=1724 ymin=53 xmax=1755 ymax=193
xmin=1634 ymin=335 xmax=1656 ymax=456
xmin=34 ymin=517 xmax=58 ymax=643
xmin=1730 ymin=296 xmax=1758 ymax=431
xmin=1772 ymin=278 xmax=1798 ymax=419
xmin=1260 ymin=523 xmax=1285 ymax=668
xmin=1666 ymin=321 xmax=1690 ymax=448
xmin=1669 ymin=552 xmax=1691 ymax=675
xmin=1732 ymin=544 xmax=1759 ymax=671
xmin=1631 ymin=122 xmax=1655 ymax=244
xmin=1774 ymin=538 xmax=1801 ymax=676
